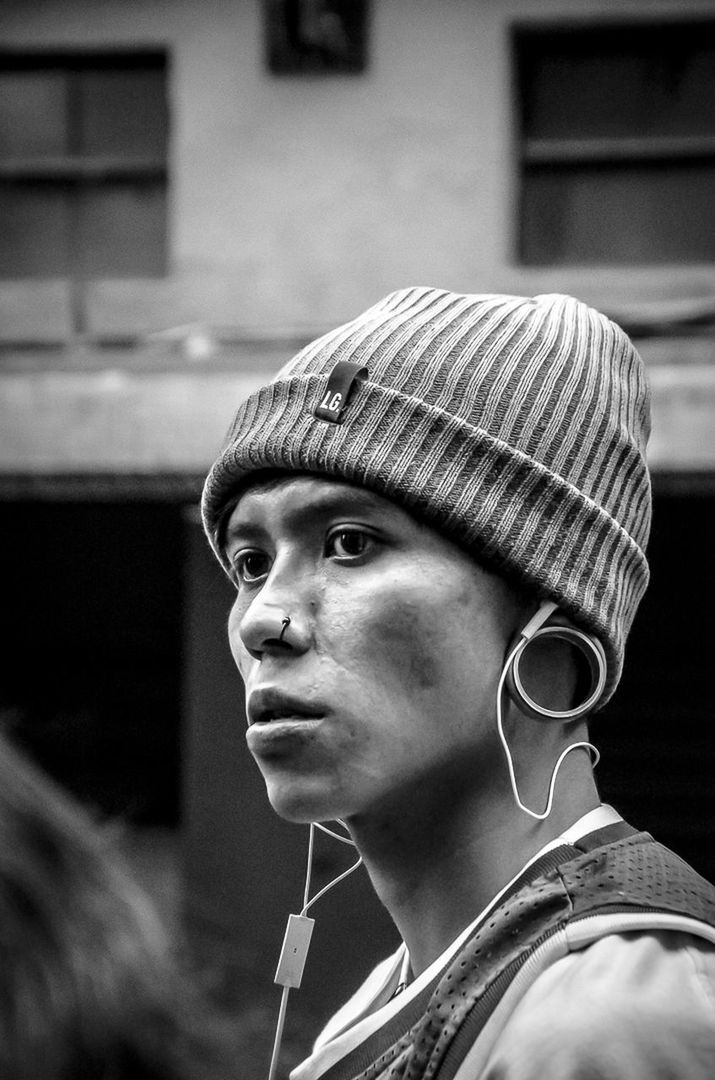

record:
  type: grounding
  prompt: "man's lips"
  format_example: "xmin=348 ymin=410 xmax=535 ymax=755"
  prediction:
xmin=247 ymin=688 xmax=327 ymax=726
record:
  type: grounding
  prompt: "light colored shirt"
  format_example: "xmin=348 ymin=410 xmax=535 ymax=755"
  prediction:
xmin=471 ymin=929 xmax=715 ymax=1079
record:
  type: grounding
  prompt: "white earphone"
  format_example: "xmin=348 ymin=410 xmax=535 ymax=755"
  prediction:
xmin=505 ymin=600 xmax=608 ymax=721
xmin=498 ymin=600 xmax=606 ymax=820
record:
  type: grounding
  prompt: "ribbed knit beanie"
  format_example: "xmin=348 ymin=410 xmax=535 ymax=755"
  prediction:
xmin=202 ymin=287 xmax=652 ymax=705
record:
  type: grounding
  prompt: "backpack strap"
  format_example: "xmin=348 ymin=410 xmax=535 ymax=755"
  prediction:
xmin=319 ymin=843 xmax=581 ymax=1080
xmin=437 ymin=829 xmax=715 ymax=1080
xmin=329 ymin=825 xmax=715 ymax=1080
xmin=571 ymin=818 xmax=639 ymax=852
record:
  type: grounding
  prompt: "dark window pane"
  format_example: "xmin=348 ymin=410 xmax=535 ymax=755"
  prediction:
xmin=518 ymin=24 xmax=715 ymax=139
xmin=78 ymin=181 xmax=166 ymax=276
xmin=0 ymin=71 xmax=68 ymax=158
xmin=0 ymin=52 xmax=168 ymax=282
xmin=516 ymin=21 xmax=715 ymax=266
xmin=0 ymin=182 xmax=69 ymax=276
xmin=79 ymin=67 xmax=168 ymax=158
xmin=521 ymin=160 xmax=715 ymax=265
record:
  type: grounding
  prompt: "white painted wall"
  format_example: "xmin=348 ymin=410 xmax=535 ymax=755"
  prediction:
xmin=2 ymin=0 xmax=714 ymax=340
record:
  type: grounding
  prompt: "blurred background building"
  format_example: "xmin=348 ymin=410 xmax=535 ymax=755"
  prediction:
xmin=0 ymin=0 xmax=713 ymax=1073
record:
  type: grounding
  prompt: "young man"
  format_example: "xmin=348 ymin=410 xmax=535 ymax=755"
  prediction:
xmin=201 ymin=288 xmax=715 ymax=1078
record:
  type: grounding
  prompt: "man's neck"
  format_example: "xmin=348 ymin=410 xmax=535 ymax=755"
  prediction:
xmin=347 ymin=757 xmax=600 ymax=976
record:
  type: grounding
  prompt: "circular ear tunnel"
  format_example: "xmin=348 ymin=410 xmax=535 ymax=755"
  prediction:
xmin=505 ymin=624 xmax=608 ymax=721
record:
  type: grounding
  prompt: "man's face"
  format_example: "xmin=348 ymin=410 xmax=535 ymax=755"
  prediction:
xmin=224 ymin=475 xmax=524 ymax=826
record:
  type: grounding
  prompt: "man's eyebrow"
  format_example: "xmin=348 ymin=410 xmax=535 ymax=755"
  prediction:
xmin=295 ymin=488 xmax=388 ymax=517
xmin=222 ymin=518 xmax=266 ymax=547
xmin=223 ymin=486 xmax=390 ymax=546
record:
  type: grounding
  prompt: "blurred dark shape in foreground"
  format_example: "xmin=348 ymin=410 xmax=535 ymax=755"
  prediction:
xmin=0 ymin=726 xmax=239 ymax=1080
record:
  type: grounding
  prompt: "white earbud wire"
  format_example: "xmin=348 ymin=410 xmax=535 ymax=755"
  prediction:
xmin=496 ymin=642 xmax=600 ymax=821
xmin=267 ymin=821 xmax=362 ymax=1080
xmin=301 ymin=822 xmax=363 ymax=916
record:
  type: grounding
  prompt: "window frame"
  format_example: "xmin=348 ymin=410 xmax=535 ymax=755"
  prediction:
xmin=511 ymin=16 xmax=715 ymax=267
xmin=0 ymin=47 xmax=169 ymax=304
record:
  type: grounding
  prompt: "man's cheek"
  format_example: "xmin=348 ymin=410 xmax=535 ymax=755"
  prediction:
xmin=349 ymin=597 xmax=441 ymax=692
xmin=236 ymin=647 xmax=258 ymax=686
xmin=227 ymin=627 xmax=253 ymax=683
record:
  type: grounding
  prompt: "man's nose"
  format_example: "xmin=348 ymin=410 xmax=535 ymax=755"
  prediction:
xmin=237 ymin=564 xmax=312 ymax=661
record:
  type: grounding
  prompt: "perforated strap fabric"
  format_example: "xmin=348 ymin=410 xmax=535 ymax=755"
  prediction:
xmin=338 ymin=829 xmax=715 ymax=1080
xmin=565 ymin=829 xmax=715 ymax=925
xmin=318 ymin=842 xmax=584 ymax=1080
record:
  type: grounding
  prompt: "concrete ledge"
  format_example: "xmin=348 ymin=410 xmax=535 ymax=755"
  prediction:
xmin=1 ymin=352 xmax=714 ymax=476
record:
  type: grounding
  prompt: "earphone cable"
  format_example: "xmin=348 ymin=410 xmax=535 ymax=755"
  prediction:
xmin=267 ymin=821 xmax=363 ymax=1080
xmin=267 ymin=984 xmax=291 ymax=1080
xmin=496 ymin=644 xmax=600 ymax=821
xmin=313 ymin=820 xmax=356 ymax=845
xmin=302 ymin=822 xmax=316 ymax=911
xmin=301 ymin=850 xmax=364 ymax=915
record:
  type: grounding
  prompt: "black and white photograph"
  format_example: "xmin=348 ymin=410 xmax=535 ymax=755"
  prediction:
xmin=0 ymin=3 xmax=713 ymax=1078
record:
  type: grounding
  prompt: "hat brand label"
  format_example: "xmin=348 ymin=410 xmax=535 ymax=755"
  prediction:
xmin=314 ymin=360 xmax=368 ymax=423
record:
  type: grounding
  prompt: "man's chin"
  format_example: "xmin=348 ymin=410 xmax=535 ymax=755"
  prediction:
xmin=265 ymin=778 xmax=347 ymax=825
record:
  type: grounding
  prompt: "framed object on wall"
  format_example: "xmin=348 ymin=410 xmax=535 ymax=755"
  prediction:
xmin=264 ymin=0 xmax=369 ymax=75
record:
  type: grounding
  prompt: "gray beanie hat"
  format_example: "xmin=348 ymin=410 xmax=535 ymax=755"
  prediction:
xmin=202 ymin=287 xmax=652 ymax=705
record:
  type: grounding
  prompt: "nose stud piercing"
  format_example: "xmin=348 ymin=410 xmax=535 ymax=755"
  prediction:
xmin=279 ymin=616 xmax=291 ymax=643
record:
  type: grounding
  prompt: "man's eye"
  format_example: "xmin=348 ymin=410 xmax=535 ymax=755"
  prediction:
xmin=231 ymin=550 xmax=271 ymax=585
xmin=326 ymin=529 xmax=373 ymax=560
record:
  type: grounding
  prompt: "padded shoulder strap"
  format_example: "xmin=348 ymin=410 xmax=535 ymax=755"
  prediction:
xmin=565 ymin=828 xmax=715 ymax=928
xmin=318 ymin=842 xmax=580 ymax=1080
xmin=572 ymin=818 xmax=638 ymax=852
xmin=437 ymin=830 xmax=715 ymax=1080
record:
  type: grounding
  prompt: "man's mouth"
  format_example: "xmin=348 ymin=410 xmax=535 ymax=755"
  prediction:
xmin=247 ymin=688 xmax=326 ymax=726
